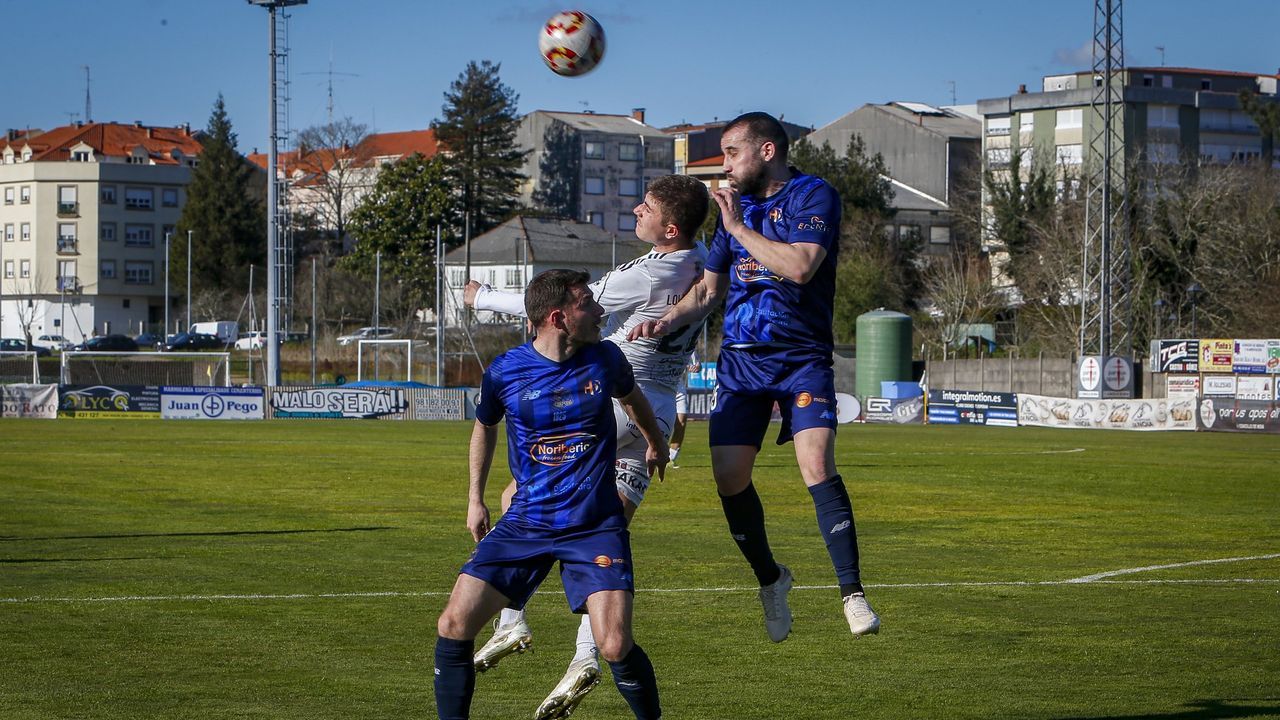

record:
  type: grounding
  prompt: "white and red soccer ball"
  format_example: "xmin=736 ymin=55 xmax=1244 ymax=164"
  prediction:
xmin=539 ymin=11 xmax=606 ymax=77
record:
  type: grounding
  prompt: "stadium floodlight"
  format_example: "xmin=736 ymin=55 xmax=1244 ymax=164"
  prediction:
xmin=246 ymin=0 xmax=307 ymax=6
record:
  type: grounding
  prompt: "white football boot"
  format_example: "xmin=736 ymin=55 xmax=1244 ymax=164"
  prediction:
xmin=534 ymin=657 xmax=601 ymax=719
xmin=758 ymin=564 xmax=794 ymax=642
xmin=472 ymin=617 xmax=533 ymax=672
xmin=842 ymin=593 xmax=881 ymax=637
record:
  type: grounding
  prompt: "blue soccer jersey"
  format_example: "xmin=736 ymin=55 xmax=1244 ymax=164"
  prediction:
xmin=476 ymin=341 xmax=636 ymax=531
xmin=706 ymin=171 xmax=841 ymax=354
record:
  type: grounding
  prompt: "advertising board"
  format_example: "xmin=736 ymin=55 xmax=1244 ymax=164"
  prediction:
xmin=1150 ymin=340 xmax=1199 ymax=373
xmin=1196 ymin=397 xmax=1280 ymax=433
xmin=1232 ymin=339 xmax=1269 ymax=374
xmin=410 ymin=388 xmax=467 ymax=421
xmin=161 ymin=386 xmax=264 ymax=420
xmin=268 ymin=386 xmax=408 ymax=419
xmin=1235 ymin=377 xmax=1274 ymax=401
xmin=1199 ymin=339 xmax=1234 ymax=373
xmin=1018 ymin=393 xmax=1194 ymax=431
xmin=1165 ymin=375 xmax=1200 ymax=400
xmin=1202 ymin=376 xmax=1238 ymax=397
xmin=1 ymin=384 xmax=58 ymax=419
xmin=926 ymin=389 xmax=1018 ymax=427
xmin=862 ymin=396 xmax=924 ymax=424
xmin=59 ymin=385 xmax=161 ymax=419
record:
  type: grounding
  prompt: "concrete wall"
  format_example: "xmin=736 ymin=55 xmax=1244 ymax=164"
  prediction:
xmin=927 ymin=357 xmax=1158 ymax=398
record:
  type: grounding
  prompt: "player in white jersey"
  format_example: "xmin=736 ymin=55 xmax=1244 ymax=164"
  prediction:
xmin=462 ymin=174 xmax=710 ymax=720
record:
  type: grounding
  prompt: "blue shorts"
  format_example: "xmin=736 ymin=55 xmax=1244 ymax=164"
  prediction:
xmin=460 ymin=516 xmax=634 ymax=614
xmin=710 ymin=346 xmax=838 ymax=448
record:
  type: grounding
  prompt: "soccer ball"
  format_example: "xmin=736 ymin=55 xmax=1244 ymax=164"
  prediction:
xmin=539 ymin=11 xmax=606 ymax=77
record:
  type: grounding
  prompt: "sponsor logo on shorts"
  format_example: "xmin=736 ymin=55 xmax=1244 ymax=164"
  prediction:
xmin=594 ymin=555 xmax=626 ymax=568
xmin=529 ymin=432 xmax=595 ymax=467
xmin=796 ymin=392 xmax=813 ymax=408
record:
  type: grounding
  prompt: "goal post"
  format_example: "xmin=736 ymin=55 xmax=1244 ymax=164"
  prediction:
xmin=61 ymin=352 xmax=231 ymax=387
xmin=0 ymin=351 xmax=41 ymax=384
xmin=357 ymin=339 xmax=413 ymax=383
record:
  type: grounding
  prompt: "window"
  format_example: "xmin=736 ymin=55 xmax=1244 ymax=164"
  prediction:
xmin=20 ymin=186 xmax=30 ymax=204
xmin=1019 ymin=114 xmax=1035 ymax=134
xmin=73 ymin=150 xmax=91 ymax=162
xmin=986 ymin=117 xmax=1011 ymax=136
xmin=20 ymin=222 xmax=30 ymax=241
xmin=101 ymin=185 xmax=117 ymax=204
xmin=124 ymin=187 xmax=154 ymax=210
xmin=1056 ymin=109 xmax=1083 ymax=129
xmin=586 ymin=211 xmax=604 ymax=228
xmin=58 ymin=260 xmax=77 ymax=290
xmin=985 ymin=147 xmax=1012 ymax=168
xmin=3 ymin=223 xmax=12 ymax=242
xmin=124 ymin=261 xmax=154 ymax=285
xmin=619 ymin=143 xmax=640 ymax=161
xmin=58 ymin=223 xmax=77 ymax=252
xmin=1148 ymin=104 xmax=1179 ymax=129
xmin=1162 ymin=75 xmax=1173 ymax=89
xmin=20 ymin=259 xmax=30 ymax=278
xmin=644 ymin=142 xmax=673 ymax=170
xmin=929 ymin=226 xmax=952 ymax=245
xmin=1200 ymin=79 xmax=1212 ymax=91
xmin=449 ymin=268 xmax=465 ymax=287
xmin=1056 ymin=144 xmax=1083 ymax=165
xmin=161 ymin=188 xmax=179 ymax=207
xmin=1148 ymin=142 xmax=1179 ymax=164
xmin=584 ymin=176 xmax=605 ymax=195
xmin=3 ymin=260 xmax=12 ymax=278
xmin=618 ymin=213 xmax=637 ymax=231
xmin=101 ymin=223 xmax=116 ymax=242
xmin=584 ymin=141 xmax=605 ymax=159
xmin=58 ymin=185 xmax=78 ymax=214
xmin=505 ymin=268 xmax=523 ymax=287
xmin=899 ymin=225 xmax=922 ymax=242
xmin=1143 ymin=74 xmax=1155 ymax=87
xmin=125 ymin=224 xmax=154 ymax=247
xmin=618 ymin=178 xmax=639 ymax=197
xmin=100 ymin=260 xmax=117 ymax=280
xmin=3 ymin=187 xmax=11 ymax=204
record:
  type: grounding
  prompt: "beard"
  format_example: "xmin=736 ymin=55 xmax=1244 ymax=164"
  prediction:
xmin=729 ymin=164 xmax=768 ymax=197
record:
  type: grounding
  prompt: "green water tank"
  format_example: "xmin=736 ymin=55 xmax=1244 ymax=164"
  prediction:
xmin=855 ymin=309 xmax=912 ymax=400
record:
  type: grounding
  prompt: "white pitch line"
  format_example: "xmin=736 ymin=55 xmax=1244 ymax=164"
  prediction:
xmin=1063 ymin=553 xmax=1280 ymax=583
xmin=3 ymin=577 xmax=1278 ymax=605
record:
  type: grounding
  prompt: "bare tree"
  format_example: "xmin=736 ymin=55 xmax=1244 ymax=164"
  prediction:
xmin=5 ymin=271 xmax=47 ymax=346
xmin=294 ymin=117 xmax=373 ymax=250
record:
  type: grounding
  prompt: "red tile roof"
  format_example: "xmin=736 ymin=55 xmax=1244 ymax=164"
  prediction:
xmin=687 ymin=154 xmax=724 ymax=168
xmin=0 ymin=122 xmax=203 ymax=162
xmin=248 ymin=128 xmax=438 ymax=174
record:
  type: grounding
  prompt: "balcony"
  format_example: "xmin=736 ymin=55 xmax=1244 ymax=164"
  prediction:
xmin=57 ymin=237 xmax=79 ymax=254
xmin=57 ymin=201 xmax=79 ymax=217
xmin=57 ymin=276 xmax=81 ymax=293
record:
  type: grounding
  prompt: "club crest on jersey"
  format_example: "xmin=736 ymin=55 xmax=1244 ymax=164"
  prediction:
xmin=734 ymin=257 xmax=781 ymax=283
xmin=551 ymin=387 xmax=574 ymax=409
xmin=582 ymin=379 xmax=601 ymax=396
xmin=530 ymin=432 xmax=596 ymax=467
xmin=797 ymin=215 xmax=828 ymax=233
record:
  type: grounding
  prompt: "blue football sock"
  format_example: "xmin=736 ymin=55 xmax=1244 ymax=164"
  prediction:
xmin=433 ymin=635 xmax=475 ymax=720
xmin=809 ymin=475 xmax=863 ymax=594
xmin=719 ymin=482 xmax=780 ymax=587
xmin=607 ymin=643 xmax=662 ymax=720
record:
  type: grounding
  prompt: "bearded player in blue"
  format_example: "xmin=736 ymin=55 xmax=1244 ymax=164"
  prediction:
xmin=632 ymin=112 xmax=880 ymax=642
xmin=434 ymin=269 xmax=669 ymax=720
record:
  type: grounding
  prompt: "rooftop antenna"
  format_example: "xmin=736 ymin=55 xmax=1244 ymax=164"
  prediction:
xmin=948 ymin=80 xmax=957 ymax=105
xmin=299 ymin=47 xmax=360 ymax=125
xmin=64 ymin=111 xmax=81 ymax=125
xmin=1155 ymin=45 xmax=1165 ymax=66
xmin=83 ymin=66 xmax=92 ymax=123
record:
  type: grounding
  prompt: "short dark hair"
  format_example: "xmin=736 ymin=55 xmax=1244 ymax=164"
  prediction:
xmin=724 ymin=111 xmax=789 ymax=161
xmin=525 ymin=269 xmax=590 ymax=327
xmin=646 ymin=174 xmax=709 ymax=238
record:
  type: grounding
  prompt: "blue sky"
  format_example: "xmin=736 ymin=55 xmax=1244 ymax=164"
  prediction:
xmin=3 ymin=0 xmax=1276 ymax=150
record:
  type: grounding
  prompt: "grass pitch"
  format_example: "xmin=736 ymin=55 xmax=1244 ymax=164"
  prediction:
xmin=1 ymin=419 xmax=1278 ymax=719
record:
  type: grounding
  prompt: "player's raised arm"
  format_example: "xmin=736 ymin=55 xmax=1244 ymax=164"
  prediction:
xmin=628 ymin=269 xmax=727 ymax=341
xmin=712 ymin=187 xmax=828 ymax=284
xmin=467 ymin=419 xmax=498 ymax=541
xmin=616 ymin=384 xmax=669 ymax=482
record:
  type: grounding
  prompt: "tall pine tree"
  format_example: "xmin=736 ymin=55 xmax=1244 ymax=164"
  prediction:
xmin=174 ymin=95 xmax=266 ymax=299
xmin=431 ymin=61 xmax=528 ymax=236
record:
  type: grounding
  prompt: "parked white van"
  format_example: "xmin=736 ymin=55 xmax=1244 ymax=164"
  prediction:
xmin=189 ymin=321 xmax=238 ymax=344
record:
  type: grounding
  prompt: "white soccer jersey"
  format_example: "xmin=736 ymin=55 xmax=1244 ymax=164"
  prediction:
xmin=473 ymin=243 xmax=708 ymax=392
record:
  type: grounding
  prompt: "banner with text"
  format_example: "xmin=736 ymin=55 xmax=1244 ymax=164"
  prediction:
xmin=59 ymin=385 xmax=161 ymax=419
xmin=1149 ymin=340 xmax=1199 ymax=373
xmin=862 ymin=396 xmax=924 ymax=424
xmin=268 ymin=386 xmax=409 ymax=419
xmin=1195 ymin=397 xmax=1280 ymax=433
xmin=927 ymin=389 xmax=1018 ymax=427
xmin=1 ymin=384 xmax=58 ymax=419
xmin=1018 ymin=394 xmax=1194 ymax=431
xmin=161 ymin=386 xmax=265 ymax=420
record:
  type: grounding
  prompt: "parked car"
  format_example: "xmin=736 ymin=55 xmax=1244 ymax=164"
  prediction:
xmin=161 ymin=333 xmax=224 ymax=352
xmin=235 ymin=331 xmax=267 ymax=351
xmin=336 ymin=326 xmax=396 ymax=346
xmin=133 ymin=332 xmax=163 ymax=349
xmin=189 ymin=321 xmax=239 ymax=345
xmin=1 ymin=338 xmax=53 ymax=356
xmin=32 ymin=334 xmax=72 ymax=351
xmin=71 ymin=335 xmax=139 ymax=352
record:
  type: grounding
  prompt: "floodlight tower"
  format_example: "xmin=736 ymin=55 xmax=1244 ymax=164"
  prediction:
xmin=1078 ymin=0 xmax=1134 ymax=397
xmin=247 ymin=0 xmax=305 ymax=386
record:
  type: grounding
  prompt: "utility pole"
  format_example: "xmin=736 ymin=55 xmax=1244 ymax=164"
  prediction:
xmin=186 ymin=230 xmax=192 ymax=331
xmin=164 ymin=231 xmax=171 ymax=338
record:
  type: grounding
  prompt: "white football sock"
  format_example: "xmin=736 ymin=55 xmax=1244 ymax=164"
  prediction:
xmin=572 ymin=613 xmax=598 ymax=665
xmin=499 ymin=607 xmax=526 ymax=628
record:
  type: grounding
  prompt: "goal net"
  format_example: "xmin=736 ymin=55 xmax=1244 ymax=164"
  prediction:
xmin=358 ymin=339 xmax=413 ymax=382
xmin=0 ymin=351 xmax=42 ymax=384
xmin=61 ymin=352 xmax=231 ymax=387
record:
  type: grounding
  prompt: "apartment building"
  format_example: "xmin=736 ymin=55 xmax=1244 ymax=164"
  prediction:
xmin=516 ymin=109 xmax=674 ymax=234
xmin=1 ymin=122 xmax=203 ymax=341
